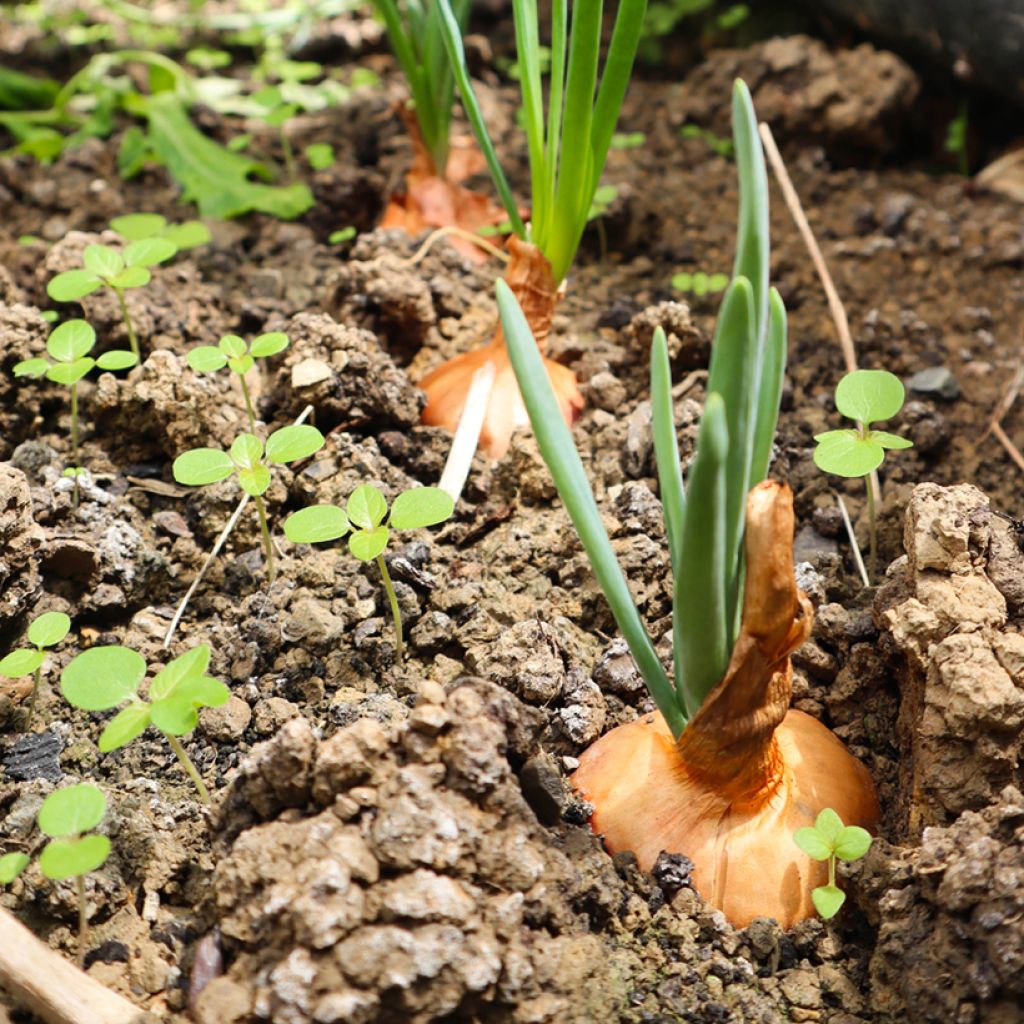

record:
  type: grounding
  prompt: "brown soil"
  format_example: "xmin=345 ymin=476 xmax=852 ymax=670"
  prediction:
xmin=1 ymin=21 xmax=1023 ymax=1024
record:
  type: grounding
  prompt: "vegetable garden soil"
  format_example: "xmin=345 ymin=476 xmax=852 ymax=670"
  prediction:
xmin=1 ymin=23 xmax=1024 ymax=1024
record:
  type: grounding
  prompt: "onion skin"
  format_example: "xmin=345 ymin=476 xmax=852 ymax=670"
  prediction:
xmin=572 ymin=482 xmax=880 ymax=929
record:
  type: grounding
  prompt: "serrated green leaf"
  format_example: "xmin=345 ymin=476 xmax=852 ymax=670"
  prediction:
xmin=38 ymin=784 xmax=106 ymax=837
xmin=47 ymin=269 xmax=103 ymax=302
xmin=389 ymin=487 xmax=454 ymax=530
xmin=347 ymin=484 xmax=387 ymax=529
xmin=0 ymin=648 xmax=45 ymax=677
xmin=348 ymin=525 xmax=390 ymax=561
xmin=108 ymin=265 xmax=151 ymax=290
xmin=187 ymin=346 xmax=228 ymax=373
xmin=110 ymin=213 xmax=167 ymax=240
xmin=83 ymin=244 xmax=124 ymax=278
xmin=870 ymin=430 xmax=913 ymax=451
xmin=173 ymin=448 xmax=234 ymax=486
xmin=834 ymin=825 xmax=873 ymax=862
xmin=98 ymin=701 xmax=152 ymax=752
xmin=284 ymin=505 xmax=349 ymax=544
xmin=124 ymin=237 xmax=176 ymax=268
xmin=13 ymin=358 xmax=50 ymax=378
xmin=238 ymin=465 xmax=271 ymax=496
xmin=39 ymin=835 xmax=110 ymax=880
xmin=230 ymin=433 xmax=264 ymax=469
xmin=61 ymin=645 xmax=146 ymax=710
xmin=162 ymin=221 xmax=211 ymax=250
xmin=265 ymin=424 xmax=324 ymax=464
xmin=96 ymin=350 xmax=138 ymax=372
xmin=46 ymin=358 xmax=95 ymax=386
xmin=814 ymin=808 xmax=846 ymax=845
xmin=813 ymin=431 xmax=884 ymax=478
xmin=28 ymin=611 xmax=71 ymax=648
xmin=250 ymin=332 xmax=289 ymax=358
xmin=218 ymin=335 xmax=247 ymax=358
xmin=47 ymin=319 xmax=95 ymax=362
xmin=150 ymin=644 xmax=211 ymax=701
xmin=0 ymin=852 xmax=29 ymax=884
xmin=793 ymin=826 xmax=832 ymax=861
xmin=835 ymin=369 xmax=906 ymax=426
xmin=811 ymin=884 xmax=845 ymax=920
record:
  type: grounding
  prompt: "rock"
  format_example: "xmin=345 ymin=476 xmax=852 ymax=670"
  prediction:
xmin=627 ymin=301 xmax=708 ymax=368
xmin=253 ymin=697 xmax=301 ymax=736
xmin=200 ymin=696 xmax=252 ymax=742
xmin=0 ymin=463 xmax=43 ymax=628
xmin=907 ymin=366 xmax=960 ymax=400
xmin=1 ymin=730 xmax=62 ymax=782
xmin=593 ymin=638 xmax=645 ymax=696
xmin=466 ymin=619 xmax=568 ymax=704
xmin=283 ymin=598 xmax=345 ymax=650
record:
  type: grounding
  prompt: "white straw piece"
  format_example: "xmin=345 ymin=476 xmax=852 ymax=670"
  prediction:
xmin=439 ymin=362 xmax=496 ymax=503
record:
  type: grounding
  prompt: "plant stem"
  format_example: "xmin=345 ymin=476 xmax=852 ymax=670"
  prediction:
xmin=76 ymin=874 xmax=87 ymax=966
xmin=70 ymin=383 xmax=80 ymax=508
xmin=280 ymin=126 xmax=296 ymax=181
xmin=865 ymin=473 xmax=877 ymax=584
xmin=165 ymin=733 xmax=210 ymax=805
xmin=376 ymin=554 xmax=403 ymax=664
xmin=239 ymin=376 xmax=258 ymax=434
xmin=26 ymin=666 xmax=41 ymax=729
xmin=253 ymin=494 xmax=276 ymax=585
xmin=113 ymin=287 xmax=139 ymax=359
xmin=828 ymin=854 xmax=837 ymax=889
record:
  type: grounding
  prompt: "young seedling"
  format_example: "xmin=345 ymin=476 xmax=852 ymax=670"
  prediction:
xmin=793 ymin=808 xmax=873 ymax=919
xmin=61 ymin=644 xmax=228 ymax=804
xmin=173 ymin=425 xmax=325 ymax=584
xmin=0 ymin=852 xmax=29 ymax=886
xmin=109 ymin=212 xmax=212 ymax=252
xmin=186 ymin=332 xmax=291 ymax=433
xmin=813 ymin=369 xmax=913 ymax=582
xmin=284 ymin=484 xmax=454 ymax=662
xmin=12 ymin=319 xmax=136 ymax=506
xmin=672 ymin=270 xmax=729 ymax=298
xmin=36 ymin=783 xmax=111 ymax=963
xmin=0 ymin=611 xmax=71 ymax=728
xmin=47 ymin=239 xmax=178 ymax=359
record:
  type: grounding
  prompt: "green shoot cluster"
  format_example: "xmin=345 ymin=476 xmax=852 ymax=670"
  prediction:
xmin=793 ymin=808 xmax=872 ymax=919
xmin=110 ymin=212 xmax=211 ymax=251
xmin=37 ymin=784 xmax=111 ymax=882
xmin=0 ymin=611 xmax=71 ymax=727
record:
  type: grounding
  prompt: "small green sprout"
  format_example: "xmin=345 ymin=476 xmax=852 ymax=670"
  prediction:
xmin=186 ymin=333 xmax=290 ymax=433
xmin=304 ymin=143 xmax=335 ymax=170
xmin=679 ymin=123 xmax=735 ymax=158
xmin=285 ymin=484 xmax=454 ymax=663
xmin=0 ymin=610 xmax=71 ymax=728
xmin=0 ymin=852 xmax=29 ymax=885
xmin=47 ymin=239 xmax=178 ymax=359
xmin=109 ymin=212 xmax=212 ymax=252
xmin=36 ymin=783 xmax=111 ymax=962
xmin=610 ymin=130 xmax=646 ymax=150
xmin=173 ymin=426 xmax=325 ymax=584
xmin=672 ymin=270 xmax=729 ymax=297
xmin=61 ymin=644 xmax=228 ymax=804
xmin=329 ymin=227 xmax=357 ymax=245
xmin=793 ymin=808 xmax=873 ymax=920
xmin=12 ymin=319 xmax=136 ymax=506
xmin=813 ymin=369 xmax=913 ymax=582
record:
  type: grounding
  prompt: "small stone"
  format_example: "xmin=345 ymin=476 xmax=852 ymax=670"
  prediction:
xmin=253 ymin=697 xmax=300 ymax=736
xmin=2 ymin=730 xmax=63 ymax=782
xmin=587 ymin=371 xmax=627 ymax=413
xmin=152 ymin=510 xmax=192 ymax=538
xmin=284 ymin=598 xmax=345 ymax=648
xmin=908 ymin=366 xmax=960 ymax=401
xmin=292 ymin=358 xmax=333 ymax=388
xmin=409 ymin=704 xmax=448 ymax=735
xmin=200 ymin=696 xmax=252 ymax=742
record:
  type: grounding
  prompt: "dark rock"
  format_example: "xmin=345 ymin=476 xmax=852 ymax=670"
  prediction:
xmin=2 ymin=730 xmax=62 ymax=782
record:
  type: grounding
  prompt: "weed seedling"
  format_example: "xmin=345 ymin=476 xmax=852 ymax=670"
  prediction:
xmin=36 ymin=783 xmax=111 ymax=962
xmin=672 ymin=270 xmax=729 ymax=297
xmin=793 ymin=808 xmax=873 ymax=919
xmin=13 ymin=319 xmax=136 ymax=505
xmin=0 ymin=852 xmax=29 ymax=886
xmin=285 ymin=484 xmax=454 ymax=662
xmin=109 ymin=212 xmax=212 ymax=251
xmin=186 ymin=332 xmax=290 ymax=432
xmin=47 ymin=239 xmax=177 ymax=359
xmin=61 ymin=644 xmax=228 ymax=804
xmin=173 ymin=425 xmax=325 ymax=584
xmin=813 ymin=369 xmax=912 ymax=582
xmin=0 ymin=611 xmax=71 ymax=728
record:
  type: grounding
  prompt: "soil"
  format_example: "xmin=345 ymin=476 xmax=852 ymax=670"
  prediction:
xmin=1 ymin=14 xmax=1024 ymax=1024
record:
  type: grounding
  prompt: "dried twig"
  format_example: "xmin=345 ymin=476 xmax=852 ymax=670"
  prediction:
xmin=837 ymin=494 xmax=871 ymax=589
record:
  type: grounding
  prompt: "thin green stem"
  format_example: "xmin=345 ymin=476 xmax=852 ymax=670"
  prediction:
xmin=376 ymin=554 xmax=404 ymax=663
xmin=165 ymin=732 xmax=210 ymax=804
xmin=27 ymin=666 xmax=41 ymax=729
xmin=865 ymin=473 xmax=877 ymax=584
xmin=828 ymin=854 xmax=837 ymax=889
xmin=113 ymin=287 xmax=139 ymax=359
xmin=253 ymin=494 xmax=276 ymax=585
xmin=239 ymin=375 xmax=258 ymax=434
xmin=70 ymin=383 xmax=80 ymax=508
xmin=76 ymin=874 xmax=87 ymax=966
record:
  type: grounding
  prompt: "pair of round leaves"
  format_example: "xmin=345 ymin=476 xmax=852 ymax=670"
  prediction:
xmin=110 ymin=213 xmax=211 ymax=251
xmin=48 ymin=239 xmax=177 ymax=302
xmin=12 ymin=320 xmax=137 ymax=385
xmin=37 ymin=783 xmax=111 ymax=881
xmin=0 ymin=611 xmax=71 ymax=678
xmin=793 ymin=808 xmax=873 ymax=919
xmin=173 ymin=425 xmax=325 ymax=498
xmin=813 ymin=369 xmax=913 ymax=478
xmin=285 ymin=484 xmax=454 ymax=562
xmin=61 ymin=643 xmax=229 ymax=753
xmin=187 ymin=332 xmax=290 ymax=377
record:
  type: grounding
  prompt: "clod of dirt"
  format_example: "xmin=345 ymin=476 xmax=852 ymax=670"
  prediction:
xmin=0 ymin=462 xmax=43 ymax=628
xmin=626 ymin=300 xmax=708 ymax=369
xmin=877 ymin=483 xmax=1024 ymax=835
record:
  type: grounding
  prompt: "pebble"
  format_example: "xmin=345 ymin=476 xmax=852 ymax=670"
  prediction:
xmin=908 ymin=366 xmax=960 ymax=401
xmin=200 ymin=696 xmax=252 ymax=742
xmin=253 ymin=697 xmax=301 ymax=736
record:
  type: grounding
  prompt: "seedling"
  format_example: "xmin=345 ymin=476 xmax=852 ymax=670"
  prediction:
xmin=285 ymin=484 xmax=454 ymax=662
xmin=12 ymin=319 xmax=136 ymax=506
xmin=186 ymin=333 xmax=290 ymax=433
xmin=173 ymin=425 xmax=325 ymax=584
xmin=813 ymin=369 xmax=912 ymax=582
xmin=47 ymin=239 xmax=177 ymax=359
xmin=672 ymin=270 xmax=729 ymax=297
xmin=793 ymin=808 xmax=873 ymax=919
xmin=61 ymin=644 xmax=228 ymax=804
xmin=0 ymin=610 xmax=71 ymax=728
xmin=0 ymin=852 xmax=29 ymax=885
xmin=109 ymin=212 xmax=212 ymax=251
xmin=37 ymin=783 xmax=111 ymax=962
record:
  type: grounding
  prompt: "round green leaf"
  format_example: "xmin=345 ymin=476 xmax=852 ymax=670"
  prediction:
xmin=238 ymin=465 xmax=271 ymax=496
xmin=870 ymin=430 xmax=913 ymax=451
xmin=47 ymin=269 xmax=103 ymax=301
xmin=284 ymin=505 xmax=349 ymax=544
xmin=61 ymin=645 xmax=146 ymax=710
xmin=98 ymin=701 xmax=152 ymax=752
xmin=28 ymin=611 xmax=71 ymax=648
xmin=110 ymin=213 xmax=167 ymax=240
xmin=177 ymin=675 xmax=229 ymax=709
xmin=124 ymin=237 xmax=176 ymax=268
xmin=249 ymin=332 xmax=289 ymax=358
xmin=13 ymin=358 xmax=50 ymax=378
xmin=173 ymin=448 xmax=234 ymax=486
xmin=305 ymin=143 xmax=334 ymax=170
xmin=834 ymin=825 xmax=873 ymax=862
xmin=0 ymin=852 xmax=29 ymax=884
xmin=811 ymin=884 xmax=846 ymax=920
xmin=149 ymin=696 xmax=199 ymax=737
xmin=230 ymin=433 xmax=264 ymax=469
xmin=813 ymin=431 xmax=885 ymax=478
xmin=346 ymin=484 xmax=387 ymax=529
xmin=218 ymin=335 xmax=247 ymax=358
xmin=390 ymin=487 xmax=454 ymax=530
xmin=38 ymin=783 xmax=106 ymax=837
xmin=348 ymin=525 xmax=390 ymax=561
xmin=46 ymin=358 xmax=95 ymax=386
xmin=83 ymin=244 xmax=124 ymax=278
xmin=96 ymin=350 xmax=138 ymax=372
xmin=814 ymin=808 xmax=846 ymax=845
xmin=0 ymin=648 xmax=45 ymax=677
xmin=109 ymin=266 xmax=151 ymax=290
xmin=163 ymin=221 xmax=211 ymax=250
xmin=187 ymin=346 xmax=229 ymax=373
xmin=835 ymin=370 xmax=906 ymax=426
xmin=227 ymin=355 xmax=255 ymax=376
xmin=46 ymin=320 xmax=95 ymax=362
xmin=265 ymin=425 xmax=325 ymax=464
xmin=793 ymin=826 xmax=832 ymax=861
xmin=150 ymin=644 xmax=211 ymax=701
xmin=39 ymin=835 xmax=110 ymax=880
